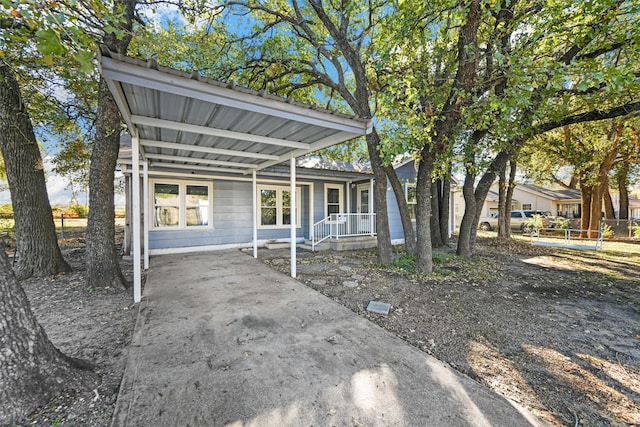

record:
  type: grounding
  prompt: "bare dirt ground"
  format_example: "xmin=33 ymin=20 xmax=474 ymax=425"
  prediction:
xmin=6 ymin=230 xmax=640 ymax=426
xmin=7 ymin=227 xmax=137 ymax=427
xmin=262 ymin=238 xmax=640 ymax=426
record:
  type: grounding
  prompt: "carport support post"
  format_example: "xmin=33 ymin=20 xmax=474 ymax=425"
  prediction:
xmin=132 ymin=136 xmax=142 ymax=303
xmin=143 ymin=160 xmax=149 ymax=269
xmin=370 ymin=178 xmax=375 ymax=236
xmin=252 ymin=170 xmax=257 ymax=258
xmin=290 ymin=156 xmax=296 ymax=278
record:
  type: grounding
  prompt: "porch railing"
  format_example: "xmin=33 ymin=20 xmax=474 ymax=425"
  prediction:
xmin=311 ymin=213 xmax=376 ymax=251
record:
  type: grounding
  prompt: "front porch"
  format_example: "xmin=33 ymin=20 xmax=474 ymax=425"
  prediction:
xmin=307 ymin=212 xmax=377 ymax=251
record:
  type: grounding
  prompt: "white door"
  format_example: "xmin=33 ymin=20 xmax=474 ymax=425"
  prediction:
xmin=357 ymin=185 xmax=370 ymax=233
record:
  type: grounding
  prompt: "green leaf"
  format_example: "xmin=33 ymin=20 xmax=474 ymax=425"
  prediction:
xmin=35 ymin=29 xmax=65 ymax=55
xmin=73 ymin=50 xmax=95 ymax=73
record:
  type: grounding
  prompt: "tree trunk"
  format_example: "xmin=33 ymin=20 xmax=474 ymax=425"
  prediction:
xmin=430 ymin=180 xmax=443 ymax=248
xmin=85 ymin=0 xmax=136 ymax=289
xmin=439 ymin=177 xmax=451 ymax=246
xmin=618 ymin=166 xmax=629 ymax=219
xmin=384 ymin=164 xmax=416 ymax=255
xmin=0 ymin=250 xmax=96 ymax=424
xmin=580 ymin=181 xmax=593 ymax=237
xmin=366 ymin=131 xmax=393 ymax=264
xmin=457 ymin=149 xmax=511 ymax=256
xmin=457 ymin=171 xmax=477 ymax=257
xmin=415 ymin=153 xmax=434 ymax=273
xmin=500 ymin=159 xmax=517 ymax=238
xmin=602 ymin=181 xmax=616 ymax=219
xmin=0 ymin=61 xmax=70 ymax=279
xmin=85 ymin=77 xmax=128 ymax=289
xmin=497 ymin=164 xmax=508 ymax=238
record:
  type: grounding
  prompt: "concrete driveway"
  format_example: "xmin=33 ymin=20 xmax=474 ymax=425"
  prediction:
xmin=112 ymin=250 xmax=544 ymax=427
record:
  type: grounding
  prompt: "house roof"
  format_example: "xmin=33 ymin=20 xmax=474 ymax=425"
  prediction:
xmin=100 ymin=47 xmax=371 ymax=175
xmin=519 ymin=184 xmax=581 ymax=201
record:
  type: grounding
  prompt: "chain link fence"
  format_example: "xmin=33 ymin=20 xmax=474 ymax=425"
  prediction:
xmin=600 ymin=219 xmax=640 ymax=239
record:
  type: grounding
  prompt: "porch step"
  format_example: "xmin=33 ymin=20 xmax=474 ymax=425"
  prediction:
xmin=330 ymin=236 xmax=377 ymax=251
xmin=299 ymin=240 xmax=331 ymax=251
xmin=301 ymin=236 xmax=377 ymax=252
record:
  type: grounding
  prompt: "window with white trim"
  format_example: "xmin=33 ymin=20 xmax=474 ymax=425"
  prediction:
xmin=152 ymin=181 xmax=212 ymax=229
xmin=324 ymin=184 xmax=343 ymax=218
xmin=522 ymin=203 xmax=532 ymax=210
xmin=405 ymin=183 xmax=416 ymax=220
xmin=258 ymin=185 xmax=301 ymax=228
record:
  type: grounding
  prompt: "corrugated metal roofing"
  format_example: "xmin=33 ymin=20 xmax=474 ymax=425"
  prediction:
xmin=100 ymin=46 xmax=371 ymax=175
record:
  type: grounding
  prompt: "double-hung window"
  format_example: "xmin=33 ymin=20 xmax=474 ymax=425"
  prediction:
xmin=405 ymin=183 xmax=417 ymax=220
xmin=152 ymin=181 xmax=212 ymax=229
xmin=324 ymin=184 xmax=343 ymax=218
xmin=258 ymin=185 xmax=301 ymax=228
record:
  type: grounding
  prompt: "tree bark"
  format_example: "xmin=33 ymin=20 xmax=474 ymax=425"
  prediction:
xmin=0 ymin=61 xmax=70 ymax=279
xmin=85 ymin=77 xmax=128 ymax=289
xmin=580 ymin=181 xmax=593 ymax=237
xmin=618 ymin=165 xmax=629 ymax=219
xmin=457 ymin=148 xmax=510 ymax=256
xmin=415 ymin=153 xmax=434 ymax=273
xmin=505 ymin=160 xmax=517 ymax=233
xmin=439 ymin=177 xmax=451 ymax=246
xmin=603 ymin=181 xmax=616 ymax=219
xmin=0 ymin=249 xmax=96 ymax=424
xmin=366 ymin=131 xmax=393 ymax=264
xmin=430 ymin=180 xmax=443 ymax=248
xmin=457 ymin=171 xmax=478 ymax=257
xmin=497 ymin=164 xmax=508 ymax=238
xmin=85 ymin=0 xmax=136 ymax=289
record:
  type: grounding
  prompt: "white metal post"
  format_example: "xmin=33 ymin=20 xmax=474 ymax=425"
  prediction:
xmin=370 ymin=178 xmax=375 ymax=236
xmin=132 ymin=136 xmax=141 ymax=303
xmin=290 ymin=156 xmax=296 ymax=278
xmin=143 ymin=160 xmax=149 ymax=270
xmin=252 ymin=170 xmax=258 ymax=258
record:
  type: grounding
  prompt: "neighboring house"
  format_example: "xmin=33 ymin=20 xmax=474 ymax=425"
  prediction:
xmin=451 ymin=183 xmax=583 ymax=229
xmin=630 ymin=195 xmax=640 ymax=219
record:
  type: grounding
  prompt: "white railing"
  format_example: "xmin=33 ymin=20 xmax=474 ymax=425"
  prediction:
xmin=312 ymin=213 xmax=377 ymax=251
xmin=530 ymin=228 xmax=603 ymax=250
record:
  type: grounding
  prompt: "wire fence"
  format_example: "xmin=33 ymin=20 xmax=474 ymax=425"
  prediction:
xmin=600 ymin=219 xmax=640 ymax=239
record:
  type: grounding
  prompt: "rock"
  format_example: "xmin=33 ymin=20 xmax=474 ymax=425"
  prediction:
xmin=310 ymin=279 xmax=326 ymax=285
xmin=342 ymin=281 xmax=358 ymax=288
xmin=339 ymin=266 xmax=352 ymax=271
xmin=367 ymin=301 xmax=391 ymax=315
xmin=351 ymin=274 xmax=365 ymax=280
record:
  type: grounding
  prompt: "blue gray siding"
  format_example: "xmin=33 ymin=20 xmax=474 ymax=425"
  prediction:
xmin=149 ymin=179 xmax=310 ymax=250
xmin=387 ymin=162 xmax=417 ymax=241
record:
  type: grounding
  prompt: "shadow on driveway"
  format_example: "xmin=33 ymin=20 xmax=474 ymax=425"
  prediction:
xmin=112 ymin=250 xmax=544 ymax=427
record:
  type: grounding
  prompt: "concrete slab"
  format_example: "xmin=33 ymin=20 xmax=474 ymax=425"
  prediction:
xmin=112 ymin=250 xmax=544 ymax=427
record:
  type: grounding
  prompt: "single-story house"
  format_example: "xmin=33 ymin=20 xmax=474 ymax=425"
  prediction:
xmin=103 ymin=48 xmax=458 ymax=302
xmin=101 ymin=47 xmax=376 ymax=302
xmin=452 ymin=183 xmax=583 ymax=227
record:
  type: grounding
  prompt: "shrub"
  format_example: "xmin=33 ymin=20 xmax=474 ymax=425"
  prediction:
xmin=601 ymin=223 xmax=615 ymax=238
xmin=553 ymin=217 xmax=570 ymax=230
xmin=67 ymin=204 xmax=88 ymax=218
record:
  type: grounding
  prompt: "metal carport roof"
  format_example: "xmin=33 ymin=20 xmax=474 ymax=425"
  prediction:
xmin=98 ymin=47 xmax=371 ymax=302
xmin=99 ymin=46 xmax=370 ymax=175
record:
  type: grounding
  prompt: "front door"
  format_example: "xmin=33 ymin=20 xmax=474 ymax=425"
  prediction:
xmin=357 ymin=184 xmax=371 ymax=233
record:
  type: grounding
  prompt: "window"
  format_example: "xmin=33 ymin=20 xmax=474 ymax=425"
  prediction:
xmin=324 ymin=184 xmax=343 ymax=218
xmin=258 ymin=185 xmax=301 ymax=228
xmin=152 ymin=181 xmax=212 ymax=229
xmin=405 ymin=183 xmax=416 ymax=220
xmin=522 ymin=203 xmax=532 ymax=210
